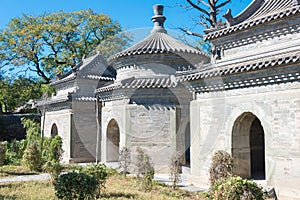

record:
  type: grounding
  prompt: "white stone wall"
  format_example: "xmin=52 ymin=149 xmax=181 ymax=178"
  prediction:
xmin=42 ymin=109 xmax=72 ymax=163
xmin=101 ymin=100 xmax=179 ymax=173
xmin=190 ymin=82 xmax=300 ymax=199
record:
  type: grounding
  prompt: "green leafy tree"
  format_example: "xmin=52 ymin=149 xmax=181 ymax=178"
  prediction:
xmin=0 ymin=77 xmax=46 ymax=113
xmin=0 ymin=9 xmax=130 ymax=83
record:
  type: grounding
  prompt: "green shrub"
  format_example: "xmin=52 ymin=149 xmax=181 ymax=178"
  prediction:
xmin=22 ymin=141 xmax=42 ymax=171
xmin=43 ymin=160 xmax=63 ymax=182
xmin=135 ymin=147 xmax=154 ymax=191
xmin=209 ymin=176 xmax=267 ymax=200
xmin=54 ymin=172 xmax=98 ymax=200
xmin=42 ymin=135 xmax=64 ymax=181
xmin=4 ymin=139 xmax=27 ymax=165
xmin=21 ymin=118 xmax=41 ymax=143
xmin=80 ymin=163 xmax=108 ymax=196
xmin=209 ymin=150 xmax=233 ymax=187
xmin=0 ymin=142 xmax=5 ymax=166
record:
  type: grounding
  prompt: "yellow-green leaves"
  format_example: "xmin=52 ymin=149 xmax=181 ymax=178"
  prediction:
xmin=0 ymin=9 xmax=130 ymax=83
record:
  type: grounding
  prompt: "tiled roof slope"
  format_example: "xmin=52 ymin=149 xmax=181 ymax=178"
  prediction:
xmin=205 ymin=0 xmax=300 ymax=40
xmin=179 ymin=51 xmax=300 ymax=81
xmin=96 ymin=76 xmax=178 ymax=93
xmin=51 ymin=52 xmax=115 ymax=86
xmin=109 ymin=31 xmax=208 ymax=61
xmin=109 ymin=4 xmax=209 ymax=64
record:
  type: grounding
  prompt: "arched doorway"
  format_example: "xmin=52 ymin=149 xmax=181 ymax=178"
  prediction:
xmin=232 ymin=112 xmax=265 ymax=179
xmin=51 ymin=124 xmax=58 ymax=137
xmin=106 ymin=119 xmax=120 ymax=162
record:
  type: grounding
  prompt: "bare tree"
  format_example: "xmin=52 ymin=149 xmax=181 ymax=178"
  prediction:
xmin=180 ymin=0 xmax=231 ymax=37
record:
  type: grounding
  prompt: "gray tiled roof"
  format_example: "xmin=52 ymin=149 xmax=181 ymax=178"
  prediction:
xmin=109 ymin=31 xmax=207 ymax=62
xmin=179 ymin=52 xmax=300 ymax=81
xmin=205 ymin=0 xmax=300 ymax=40
xmin=96 ymin=76 xmax=178 ymax=93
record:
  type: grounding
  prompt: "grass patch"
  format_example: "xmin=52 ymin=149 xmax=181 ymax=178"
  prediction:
xmin=0 ymin=180 xmax=55 ymax=200
xmin=0 ymin=165 xmax=38 ymax=178
xmin=0 ymin=174 xmax=202 ymax=199
xmin=101 ymin=175 xmax=202 ymax=200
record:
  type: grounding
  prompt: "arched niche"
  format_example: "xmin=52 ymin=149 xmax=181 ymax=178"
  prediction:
xmin=51 ymin=123 xmax=58 ymax=137
xmin=106 ymin=119 xmax=120 ymax=162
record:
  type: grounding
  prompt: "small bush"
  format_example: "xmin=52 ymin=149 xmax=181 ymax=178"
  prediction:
xmin=42 ymin=135 xmax=64 ymax=181
xmin=0 ymin=142 xmax=5 ymax=166
xmin=169 ymin=151 xmax=183 ymax=189
xmin=209 ymin=150 xmax=233 ymax=187
xmin=135 ymin=147 xmax=154 ymax=191
xmin=209 ymin=176 xmax=267 ymax=200
xmin=54 ymin=172 xmax=98 ymax=200
xmin=22 ymin=141 xmax=42 ymax=171
xmin=80 ymin=163 xmax=108 ymax=196
xmin=119 ymin=147 xmax=131 ymax=176
xmin=43 ymin=160 xmax=63 ymax=182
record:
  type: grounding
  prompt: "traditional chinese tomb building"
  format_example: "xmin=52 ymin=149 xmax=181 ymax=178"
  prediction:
xmin=39 ymin=1 xmax=300 ymax=198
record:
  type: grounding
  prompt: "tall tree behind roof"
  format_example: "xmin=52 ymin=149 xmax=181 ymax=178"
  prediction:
xmin=0 ymin=9 xmax=131 ymax=83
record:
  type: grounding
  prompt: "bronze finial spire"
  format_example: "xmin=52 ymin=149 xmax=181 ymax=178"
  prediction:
xmin=151 ymin=4 xmax=167 ymax=34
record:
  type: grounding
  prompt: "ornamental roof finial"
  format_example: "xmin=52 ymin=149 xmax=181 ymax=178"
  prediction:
xmin=151 ymin=4 xmax=167 ymax=34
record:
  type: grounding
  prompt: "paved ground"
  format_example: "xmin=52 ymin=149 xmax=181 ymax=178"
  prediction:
xmin=0 ymin=173 xmax=51 ymax=183
xmin=154 ymin=174 xmax=207 ymax=192
xmin=0 ymin=173 xmax=206 ymax=192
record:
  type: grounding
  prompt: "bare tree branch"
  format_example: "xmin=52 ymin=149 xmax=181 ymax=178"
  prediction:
xmin=179 ymin=27 xmax=203 ymax=38
xmin=216 ymin=0 xmax=231 ymax=9
xmin=186 ymin=0 xmax=210 ymax=16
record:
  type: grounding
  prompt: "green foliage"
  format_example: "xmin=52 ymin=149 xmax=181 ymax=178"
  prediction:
xmin=135 ymin=147 xmax=155 ymax=191
xmin=0 ymin=142 xmax=5 ymax=166
xmin=209 ymin=150 xmax=233 ymax=187
xmin=21 ymin=117 xmax=41 ymax=144
xmin=0 ymin=9 xmax=131 ymax=82
xmin=20 ymin=117 xmax=63 ymax=175
xmin=80 ymin=163 xmax=108 ymax=196
xmin=3 ymin=139 xmax=27 ymax=165
xmin=22 ymin=141 xmax=42 ymax=171
xmin=118 ymin=147 xmax=131 ymax=176
xmin=54 ymin=172 xmax=98 ymax=200
xmin=42 ymin=136 xmax=63 ymax=181
xmin=43 ymin=135 xmax=63 ymax=162
xmin=0 ymin=77 xmax=43 ymax=113
xmin=207 ymin=176 xmax=267 ymax=200
xmin=43 ymin=160 xmax=63 ymax=182
xmin=169 ymin=151 xmax=183 ymax=189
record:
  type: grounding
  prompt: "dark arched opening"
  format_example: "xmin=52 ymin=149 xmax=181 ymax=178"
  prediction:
xmin=232 ymin=112 xmax=265 ymax=179
xmin=184 ymin=122 xmax=190 ymax=166
xmin=106 ymin=119 xmax=120 ymax=162
xmin=51 ymin=124 xmax=58 ymax=137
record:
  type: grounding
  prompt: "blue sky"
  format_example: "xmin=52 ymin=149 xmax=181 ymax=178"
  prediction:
xmin=0 ymin=0 xmax=252 ymax=77
xmin=0 ymin=0 xmax=252 ymax=34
